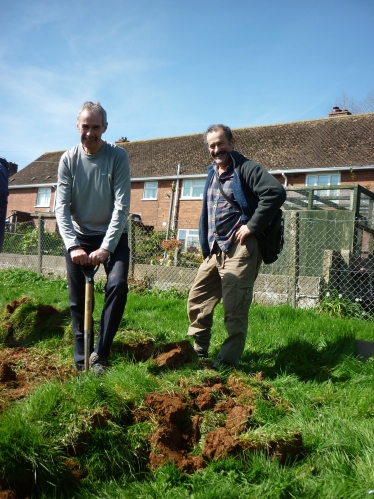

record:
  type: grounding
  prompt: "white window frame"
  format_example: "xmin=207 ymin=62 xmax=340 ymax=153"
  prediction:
xmin=181 ymin=179 xmax=205 ymax=199
xmin=142 ymin=181 xmax=158 ymax=200
xmin=306 ymin=173 xmax=340 ymax=187
xmin=177 ymin=229 xmax=200 ymax=251
xmin=306 ymin=173 xmax=340 ymax=197
xmin=36 ymin=187 xmax=51 ymax=208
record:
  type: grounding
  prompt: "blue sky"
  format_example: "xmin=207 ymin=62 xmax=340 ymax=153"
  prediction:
xmin=1 ymin=0 xmax=373 ymax=170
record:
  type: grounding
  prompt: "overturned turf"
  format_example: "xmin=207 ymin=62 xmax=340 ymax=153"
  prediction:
xmin=0 ymin=298 xmax=303 ymax=496
xmin=135 ymin=374 xmax=303 ymax=472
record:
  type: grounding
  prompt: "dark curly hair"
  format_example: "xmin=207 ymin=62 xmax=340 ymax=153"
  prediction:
xmin=203 ymin=124 xmax=233 ymax=145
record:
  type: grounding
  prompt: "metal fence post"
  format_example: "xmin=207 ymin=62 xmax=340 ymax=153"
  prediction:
xmin=288 ymin=211 xmax=299 ymax=307
xmin=38 ymin=216 xmax=45 ymax=274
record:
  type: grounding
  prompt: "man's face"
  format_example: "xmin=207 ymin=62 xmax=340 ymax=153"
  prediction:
xmin=77 ymin=109 xmax=108 ymax=154
xmin=206 ymin=129 xmax=234 ymax=169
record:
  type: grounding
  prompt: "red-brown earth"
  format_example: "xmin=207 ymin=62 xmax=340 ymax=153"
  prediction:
xmin=0 ymin=298 xmax=303 ymax=498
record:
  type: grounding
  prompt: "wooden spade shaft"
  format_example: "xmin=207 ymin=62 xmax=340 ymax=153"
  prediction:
xmin=84 ymin=278 xmax=94 ymax=372
xmin=80 ymin=265 xmax=100 ymax=373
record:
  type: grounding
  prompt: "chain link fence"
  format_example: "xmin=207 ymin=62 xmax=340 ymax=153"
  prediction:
xmin=1 ymin=219 xmax=65 ymax=275
xmin=1 ymin=206 xmax=374 ymax=321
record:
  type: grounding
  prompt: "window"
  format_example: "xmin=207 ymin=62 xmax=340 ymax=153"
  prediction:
xmin=143 ymin=181 xmax=158 ymax=200
xmin=36 ymin=187 xmax=51 ymax=207
xmin=181 ymin=180 xmax=205 ymax=199
xmin=306 ymin=173 xmax=340 ymax=197
xmin=177 ymin=229 xmax=200 ymax=251
xmin=306 ymin=174 xmax=340 ymax=188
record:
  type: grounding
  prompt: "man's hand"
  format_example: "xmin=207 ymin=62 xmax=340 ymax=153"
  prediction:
xmin=88 ymin=248 xmax=110 ymax=266
xmin=234 ymin=225 xmax=251 ymax=245
xmin=70 ymin=247 xmax=110 ymax=266
xmin=70 ymin=247 xmax=89 ymax=265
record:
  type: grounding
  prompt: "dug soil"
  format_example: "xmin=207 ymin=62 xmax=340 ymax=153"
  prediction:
xmin=0 ymin=299 xmax=303 ymax=498
xmin=0 ymin=298 xmax=75 ymax=413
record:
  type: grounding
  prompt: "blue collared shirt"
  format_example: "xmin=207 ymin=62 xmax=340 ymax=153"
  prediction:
xmin=206 ymin=163 xmax=242 ymax=253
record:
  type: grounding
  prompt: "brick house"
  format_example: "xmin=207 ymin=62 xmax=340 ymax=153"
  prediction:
xmin=7 ymin=109 xmax=374 ymax=247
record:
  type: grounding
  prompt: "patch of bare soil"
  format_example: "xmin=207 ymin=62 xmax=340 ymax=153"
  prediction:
xmin=0 ymin=347 xmax=76 ymax=412
xmin=5 ymin=297 xmax=31 ymax=315
xmin=0 ymin=298 xmax=76 ymax=412
xmin=0 ymin=300 xmax=303 ymax=493
xmin=0 ymin=491 xmax=17 ymax=499
xmin=135 ymin=375 xmax=303 ymax=473
xmin=120 ymin=339 xmax=197 ymax=368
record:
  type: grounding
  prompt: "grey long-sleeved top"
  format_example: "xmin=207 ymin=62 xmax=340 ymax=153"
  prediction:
xmin=55 ymin=142 xmax=130 ymax=253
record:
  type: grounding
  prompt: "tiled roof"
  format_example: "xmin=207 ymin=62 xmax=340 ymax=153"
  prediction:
xmin=9 ymin=113 xmax=374 ymax=186
xmin=8 ymin=151 xmax=63 ymax=186
xmin=233 ymin=113 xmax=373 ymax=171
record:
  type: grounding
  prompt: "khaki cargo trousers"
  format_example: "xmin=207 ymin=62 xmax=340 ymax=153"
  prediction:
xmin=187 ymin=235 xmax=262 ymax=367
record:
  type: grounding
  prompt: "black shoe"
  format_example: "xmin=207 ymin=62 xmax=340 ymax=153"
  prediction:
xmin=89 ymin=352 xmax=108 ymax=376
xmin=197 ymin=352 xmax=209 ymax=359
xmin=212 ymin=360 xmax=236 ymax=371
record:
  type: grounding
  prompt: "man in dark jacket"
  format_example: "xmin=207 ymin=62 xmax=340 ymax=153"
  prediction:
xmin=0 ymin=157 xmax=10 ymax=252
xmin=187 ymin=124 xmax=286 ymax=369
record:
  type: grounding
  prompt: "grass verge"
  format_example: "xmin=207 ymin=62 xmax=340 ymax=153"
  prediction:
xmin=0 ymin=269 xmax=374 ymax=498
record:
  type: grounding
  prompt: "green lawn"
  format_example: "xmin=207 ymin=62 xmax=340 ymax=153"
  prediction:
xmin=0 ymin=269 xmax=374 ymax=498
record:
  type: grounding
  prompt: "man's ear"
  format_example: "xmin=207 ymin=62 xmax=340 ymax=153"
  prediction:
xmin=103 ymin=122 xmax=108 ymax=133
xmin=229 ymin=138 xmax=236 ymax=149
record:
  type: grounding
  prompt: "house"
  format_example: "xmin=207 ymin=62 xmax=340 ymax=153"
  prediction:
xmin=7 ymin=110 xmax=374 ymax=248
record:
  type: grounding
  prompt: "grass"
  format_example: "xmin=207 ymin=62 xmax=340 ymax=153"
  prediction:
xmin=0 ymin=269 xmax=374 ymax=498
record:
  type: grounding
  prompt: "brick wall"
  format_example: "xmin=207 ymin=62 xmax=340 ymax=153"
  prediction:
xmin=7 ymin=189 xmax=38 ymax=216
xmin=280 ymin=172 xmax=373 ymax=192
xmin=130 ymin=180 xmax=202 ymax=230
xmin=7 ymin=188 xmax=56 ymax=217
xmin=8 ymin=171 xmax=374 ymax=234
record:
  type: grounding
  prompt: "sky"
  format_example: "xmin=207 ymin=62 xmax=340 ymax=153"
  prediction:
xmin=1 ymin=0 xmax=373 ymax=170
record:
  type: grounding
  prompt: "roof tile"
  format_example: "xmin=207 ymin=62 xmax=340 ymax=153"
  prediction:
xmin=9 ymin=113 xmax=374 ymax=186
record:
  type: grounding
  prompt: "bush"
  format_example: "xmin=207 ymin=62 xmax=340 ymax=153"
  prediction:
xmin=316 ymin=289 xmax=369 ymax=319
xmin=2 ymin=225 xmax=64 ymax=256
xmin=133 ymin=227 xmax=168 ymax=264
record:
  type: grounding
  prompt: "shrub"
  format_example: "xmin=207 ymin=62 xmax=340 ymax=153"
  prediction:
xmin=316 ymin=289 xmax=369 ymax=319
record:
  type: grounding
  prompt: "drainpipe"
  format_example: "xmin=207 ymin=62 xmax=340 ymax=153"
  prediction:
xmin=282 ymin=172 xmax=288 ymax=187
xmin=172 ymin=163 xmax=181 ymax=232
xmin=166 ymin=182 xmax=176 ymax=240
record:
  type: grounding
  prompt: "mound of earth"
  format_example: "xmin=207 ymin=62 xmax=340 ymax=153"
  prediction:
xmin=134 ymin=375 xmax=303 ymax=472
xmin=120 ymin=339 xmax=197 ymax=368
xmin=0 ymin=347 xmax=75 ymax=412
xmin=0 ymin=297 xmax=62 ymax=346
xmin=0 ymin=491 xmax=16 ymax=499
xmin=0 ymin=299 xmax=303 ymax=494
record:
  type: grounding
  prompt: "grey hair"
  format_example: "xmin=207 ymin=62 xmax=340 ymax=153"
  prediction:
xmin=203 ymin=124 xmax=234 ymax=145
xmin=77 ymin=101 xmax=107 ymax=125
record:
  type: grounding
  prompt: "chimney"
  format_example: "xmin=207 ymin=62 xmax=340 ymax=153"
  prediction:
xmin=8 ymin=162 xmax=18 ymax=177
xmin=329 ymin=106 xmax=352 ymax=117
xmin=115 ymin=136 xmax=130 ymax=143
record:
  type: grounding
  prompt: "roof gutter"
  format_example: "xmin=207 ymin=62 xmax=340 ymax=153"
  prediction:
xmin=131 ymin=165 xmax=374 ymax=182
xmin=8 ymin=183 xmax=57 ymax=190
xmin=131 ymin=174 xmax=207 ymax=182
xmin=268 ymin=165 xmax=374 ymax=175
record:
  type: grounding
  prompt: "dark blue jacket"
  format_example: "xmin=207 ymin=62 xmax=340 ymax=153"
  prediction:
xmin=0 ymin=158 xmax=9 ymax=204
xmin=199 ymin=151 xmax=286 ymax=257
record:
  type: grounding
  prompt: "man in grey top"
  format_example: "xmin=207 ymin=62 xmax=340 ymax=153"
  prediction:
xmin=56 ymin=101 xmax=130 ymax=374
